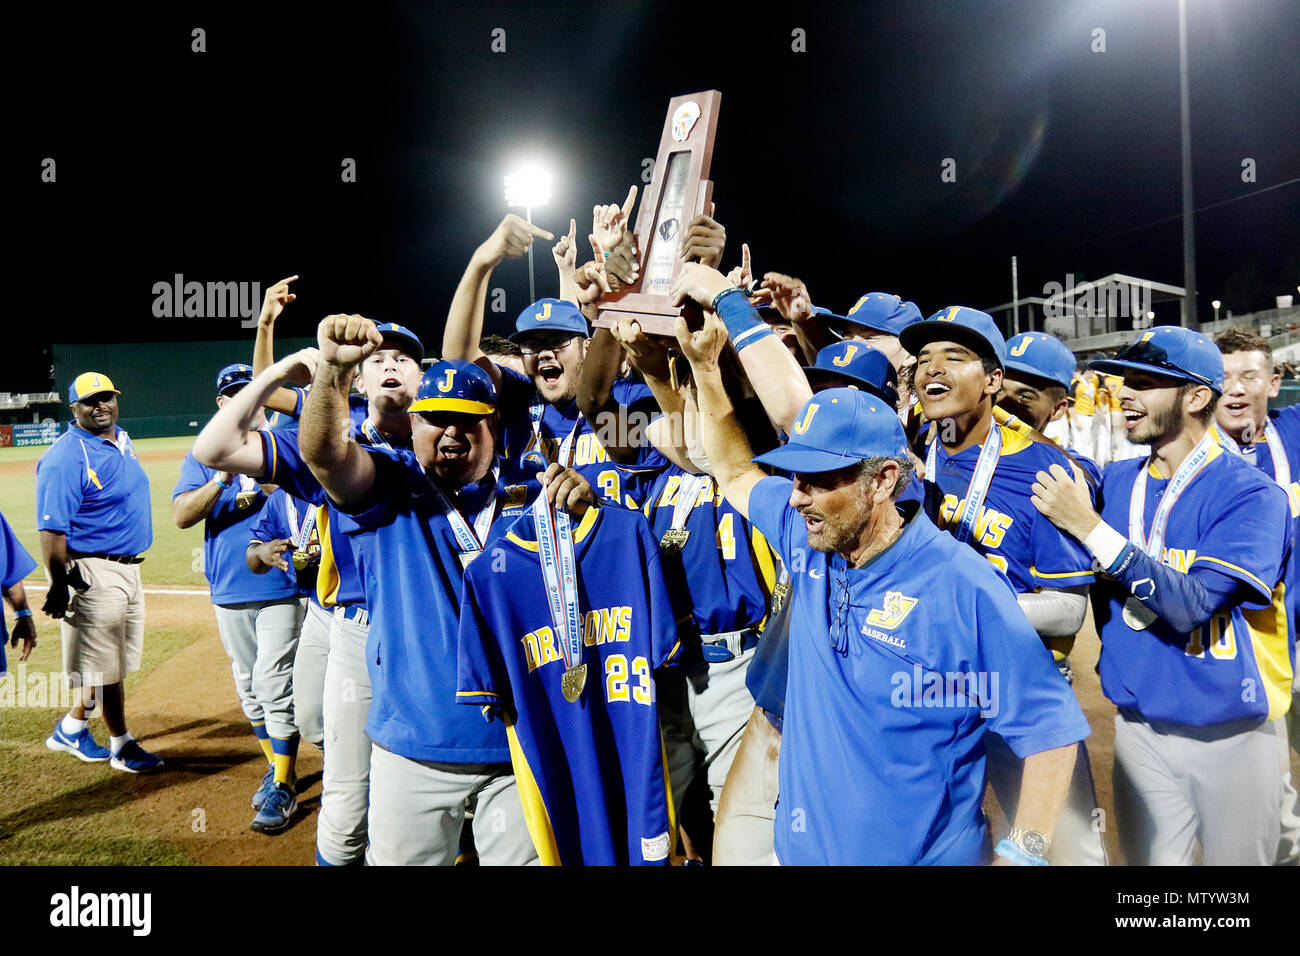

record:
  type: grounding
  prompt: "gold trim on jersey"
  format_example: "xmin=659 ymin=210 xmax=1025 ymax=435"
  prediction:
xmin=315 ymin=505 xmax=342 ymax=607
xmin=505 ymin=722 xmax=562 ymax=865
xmin=1241 ymin=583 xmax=1294 ymax=722
xmin=505 ymin=504 xmax=600 ymax=553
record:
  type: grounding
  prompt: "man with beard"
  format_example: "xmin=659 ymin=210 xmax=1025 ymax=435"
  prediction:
xmin=1033 ymin=325 xmax=1292 ymax=865
xmin=669 ymin=265 xmax=1085 ymax=865
xmin=38 ymin=373 xmax=161 ymax=773
xmin=300 ymin=315 xmax=591 ymax=864
xmin=193 ymin=322 xmax=424 ymax=865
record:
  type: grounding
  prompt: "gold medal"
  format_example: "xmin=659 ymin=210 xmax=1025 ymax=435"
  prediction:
xmin=235 ymin=490 xmax=258 ymax=510
xmin=561 ymin=663 xmax=587 ymax=703
xmin=659 ymin=528 xmax=691 ymax=553
xmin=770 ymin=580 xmax=791 ymax=614
xmin=292 ymin=550 xmax=311 ymax=571
xmin=1122 ymin=596 xmax=1158 ymax=631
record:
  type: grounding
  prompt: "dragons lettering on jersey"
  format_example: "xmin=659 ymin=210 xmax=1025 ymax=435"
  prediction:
xmin=520 ymin=607 xmax=633 ymax=673
xmin=938 ymin=494 xmax=1014 ymax=548
xmin=1161 ymin=548 xmax=1196 ymax=573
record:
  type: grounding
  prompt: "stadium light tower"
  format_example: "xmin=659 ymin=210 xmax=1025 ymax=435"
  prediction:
xmin=505 ymin=165 xmax=552 ymax=305
xmin=1177 ymin=0 xmax=1197 ymax=327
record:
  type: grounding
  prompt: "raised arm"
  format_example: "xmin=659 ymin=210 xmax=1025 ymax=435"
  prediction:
xmin=443 ymin=214 xmax=554 ymax=390
xmin=609 ymin=319 xmax=696 ymax=472
xmin=193 ymin=348 xmax=318 ymax=476
xmin=300 ymin=315 xmax=384 ymax=512
xmin=670 ymin=265 xmax=768 ymax=519
xmin=252 ymin=275 xmax=304 ymax=416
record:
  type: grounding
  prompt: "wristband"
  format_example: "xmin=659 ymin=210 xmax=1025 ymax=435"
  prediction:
xmin=710 ymin=286 xmax=744 ymax=314
xmin=714 ymin=288 xmax=774 ymax=352
xmin=213 ymin=475 xmax=232 ymax=489
xmin=14 ymin=608 xmax=32 ymax=619
xmin=994 ymin=838 xmax=1049 ymax=866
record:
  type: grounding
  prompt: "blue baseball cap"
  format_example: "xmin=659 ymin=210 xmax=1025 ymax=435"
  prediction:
xmin=1090 ymin=326 xmax=1224 ymax=394
xmin=803 ymin=342 xmax=899 ymax=408
xmin=408 ymin=360 xmax=496 ymax=416
xmin=373 ymin=322 xmax=425 ymax=362
xmin=753 ymin=388 xmax=908 ymax=473
xmin=900 ymin=305 xmax=1007 ymax=369
xmin=1004 ymin=333 xmax=1075 ymax=391
xmin=828 ymin=292 xmax=924 ymax=338
xmin=216 ymin=363 xmax=253 ymax=396
xmin=510 ymin=298 xmax=589 ymax=342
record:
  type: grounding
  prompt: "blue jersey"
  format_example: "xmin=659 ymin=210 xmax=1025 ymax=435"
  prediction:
xmin=749 ymin=478 xmax=1090 ymax=865
xmin=265 ymin=386 xmax=307 ymax=430
xmin=642 ymin=465 xmax=778 ymax=637
xmin=497 ymin=365 xmax=667 ymax=509
xmin=172 ymin=453 xmax=298 ymax=605
xmin=927 ymin=423 xmax=1094 ymax=593
xmin=36 ymin=425 xmax=152 ymax=556
xmin=457 ymin=505 xmax=681 ymax=866
xmin=1068 ymin=448 xmax=1104 ymax=492
xmin=1094 ymin=449 xmax=1293 ymax=724
xmin=0 ymin=509 xmax=38 ymax=676
xmin=336 ymin=447 xmax=540 ymax=763
xmin=247 ymin=487 xmax=323 ymax=600
xmin=256 ymin=398 xmax=385 ymax=609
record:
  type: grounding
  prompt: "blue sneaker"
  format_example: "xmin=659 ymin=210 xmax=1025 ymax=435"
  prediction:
xmin=250 ymin=782 xmax=297 ymax=834
xmin=252 ymin=765 xmax=278 ymax=810
xmin=46 ymin=722 xmax=110 ymax=762
xmin=109 ymin=740 xmax=165 ymax=774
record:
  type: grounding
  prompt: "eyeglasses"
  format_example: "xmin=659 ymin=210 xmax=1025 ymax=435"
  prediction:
xmin=518 ymin=336 xmax=582 ymax=356
xmin=1113 ymin=340 xmax=1214 ymax=389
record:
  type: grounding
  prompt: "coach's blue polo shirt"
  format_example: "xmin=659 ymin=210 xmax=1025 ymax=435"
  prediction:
xmin=172 ymin=453 xmax=298 ymax=606
xmin=748 ymin=477 xmax=1090 ymax=865
xmin=36 ymin=424 xmax=152 ymax=556
xmin=336 ymin=447 xmax=541 ymax=764
xmin=0 ymin=508 xmax=38 ymax=676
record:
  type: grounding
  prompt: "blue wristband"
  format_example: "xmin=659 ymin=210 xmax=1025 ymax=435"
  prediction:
xmin=14 ymin=608 xmax=32 ymax=619
xmin=715 ymin=289 xmax=774 ymax=352
xmin=994 ymin=838 xmax=1049 ymax=866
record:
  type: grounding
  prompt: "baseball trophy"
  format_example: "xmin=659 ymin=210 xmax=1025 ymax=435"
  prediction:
xmin=593 ymin=90 xmax=721 ymax=337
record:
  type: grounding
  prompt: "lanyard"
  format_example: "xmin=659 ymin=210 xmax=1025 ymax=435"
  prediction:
xmin=1216 ymin=420 xmax=1291 ymax=487
xmin=360 ymin=419 xmax=393 ymax=451
xmin=1128 ymin=431 xmax=1216 ymax=557
xmin=532 ymin=492 xmax=583 ymax=673
xmin=529 ymin=398 xmax=582 ymax=467
xmin=670 ymin=473 xmax=710 ymax=530
xmin=283 ymin=497 xmax=318 ymax=551
xmin=421 ymin=466 xmax=499 ymax=555
xmin=926 ymin=420 xmax=1002 ymax=545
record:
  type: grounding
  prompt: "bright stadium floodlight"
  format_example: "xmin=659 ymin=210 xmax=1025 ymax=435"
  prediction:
xmin=504 ymin=164 xmax=553 ymax=303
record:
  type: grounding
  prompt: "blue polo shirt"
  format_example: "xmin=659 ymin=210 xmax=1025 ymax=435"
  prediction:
xmin=172 ymin=453 xmax=298 ymax=605
xmin=36 ymin=425 xmax=152 ymax=556
xmin=0 ymin=509 xmax=38 ymax=676
xmin=748 ymin=478 xmax=1090 ymax=865
xmin=336 ymin=447 xmax=541 ymax=763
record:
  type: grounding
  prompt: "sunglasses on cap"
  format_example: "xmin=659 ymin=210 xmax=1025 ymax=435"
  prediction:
xmin=1112 ymin=339 xmax=1215 ymax=389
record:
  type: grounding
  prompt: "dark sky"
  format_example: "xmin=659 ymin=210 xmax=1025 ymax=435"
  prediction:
xmin=14 ymin=0 xmax=1299 ymax=392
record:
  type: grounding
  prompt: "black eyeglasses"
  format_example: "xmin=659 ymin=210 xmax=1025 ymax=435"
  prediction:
xmin=1112 ymin=340 xmax=1214 ymax=389
xmin=518 ymin=336 xmax=582 ymax=356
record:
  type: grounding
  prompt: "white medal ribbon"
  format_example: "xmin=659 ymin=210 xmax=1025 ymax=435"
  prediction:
xmin=1215 ymin=420 xmax=1290 ymax=488
xmin=421 ymin=465 xmax=499 ymax=555
xmin=532 ymin=491 xmax=583 ymax=671
xmin=670 ymin=473 xmax=710 ymax=531
xmin=1128 ymin=431 xmax=1216 ymax=557
xmin=529 ymin=398 xmax=583 ymax=467
xmin=283 ymin=497 xmax=318 ymax=551
xmin=926 ymin=421 xmax=1002 ymax=545
xmin=360 ymin=419 xmax=393 ymax=451
xmin=238 ymin=474 xmax=258 ymax=492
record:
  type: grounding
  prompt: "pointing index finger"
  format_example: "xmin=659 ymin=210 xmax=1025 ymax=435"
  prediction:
xmin=621 ymin=185 xmax=638 ymax=219
xmin=525 ymin=222 xmax=555 ymax=241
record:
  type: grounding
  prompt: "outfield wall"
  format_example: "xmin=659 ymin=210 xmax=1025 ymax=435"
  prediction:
xmin=52 ymin=339 xmax=315 ymax=440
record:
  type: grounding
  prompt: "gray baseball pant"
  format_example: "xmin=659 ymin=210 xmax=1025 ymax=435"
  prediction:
xmin=1113 ymin=709 xmax=1281 ymax=865
xmin=366 ymin=744 xmax=538 ymax=866
xmin=212 ymin=597 xmax=304 ymax=739
xmin=315 ymin=608 xmax=372 ymax=866
xmin=293 ymin=600 xmax=333 ymax=747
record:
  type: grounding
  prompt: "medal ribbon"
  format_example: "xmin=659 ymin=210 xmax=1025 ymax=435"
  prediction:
xmin=1128 ymin=431 xmax=1216 ymax=557
xmin=421 ymin=465 xmax=500 ymax=555
xmin=1215 ymin=420 xmax=1290 ymax=487
xmin=670 ymin=473 xmax=710 ymax=531
xmin=532 ymin=491 xmax=583 ymax=672
xmin=926 ymin=421 xmax=1003 ymax=544
xmin=283 ymin=496 xmax=318 ymax=551
xmin=360 ymin=419 xmax=393 ymax=451
xmin=529 ymin=397 xmax=583 ymax=467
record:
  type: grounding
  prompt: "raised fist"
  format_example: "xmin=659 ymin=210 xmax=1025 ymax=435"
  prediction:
xmin=318 ymin=315 xmax=382 ymax=368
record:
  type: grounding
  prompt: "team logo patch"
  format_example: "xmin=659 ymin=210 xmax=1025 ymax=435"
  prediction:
xmin=1009 ymin=338 xmax=1032 ymax=357
xmin=865 ymin=590 xmax=917 ymax=629
xmin=438 ymin=368 xmax=456 ymax=392
xmin=791 ymin=402 xmax=819 ymax=435
xmin=671 ymin=101 xmax=701 ymax=142
xmin=536 ymin=302 xmax=552 ymax=322
xmin=831 ymin=345 xmax=858 ymax=366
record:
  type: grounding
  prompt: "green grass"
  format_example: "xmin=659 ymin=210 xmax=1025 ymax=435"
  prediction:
xmin=1 ymin=435 xmax=207 ymax=589
xmin=0 ymin=623 xmax=204 ymax=864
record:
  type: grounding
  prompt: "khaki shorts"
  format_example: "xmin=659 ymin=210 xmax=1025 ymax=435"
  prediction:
xmin=60 ymin=557 xmax=145 ymax=687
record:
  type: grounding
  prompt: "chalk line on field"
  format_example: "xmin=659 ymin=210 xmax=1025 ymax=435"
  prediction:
xmin=24 ymin=583 xmax=212 ymax=597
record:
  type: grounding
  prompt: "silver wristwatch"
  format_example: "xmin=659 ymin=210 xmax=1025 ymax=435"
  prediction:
xmin=1008 ymin=826 xmax=1051 ymax=859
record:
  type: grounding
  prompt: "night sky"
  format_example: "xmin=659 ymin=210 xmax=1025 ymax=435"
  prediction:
xmin=14 ymin=0 xmax=1299 ymax=392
